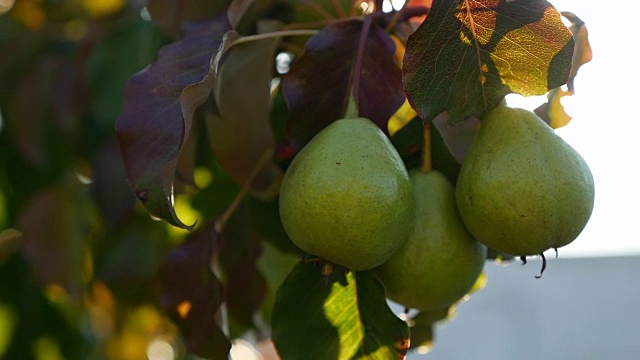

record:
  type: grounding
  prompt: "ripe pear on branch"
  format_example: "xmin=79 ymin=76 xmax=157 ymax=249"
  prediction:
xmin=375 ymin=124 xmax=486 ymax=311
xmin=278 ymin=117 xmax=415 ymax=271
xmin=455 ymin=106 xmax=595 ymax=274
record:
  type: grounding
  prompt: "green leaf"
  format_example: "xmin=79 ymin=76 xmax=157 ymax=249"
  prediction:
xmin=403 ymin=0 xmax=574 ymax=123
xmin=272 ymin=262 xmax=410 ymax=360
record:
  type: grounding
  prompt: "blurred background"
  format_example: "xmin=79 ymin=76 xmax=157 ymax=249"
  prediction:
xmin=1 ymin=0 xmax=638 ymax=359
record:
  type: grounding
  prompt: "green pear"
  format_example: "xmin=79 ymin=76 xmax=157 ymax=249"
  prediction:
xmin=375 ymin=170 xmax=486 ymax=311
xmin=278 ymin=118 xmax=415 ymax=271
xmin=455 ymin=106 xmax=595 ymax=256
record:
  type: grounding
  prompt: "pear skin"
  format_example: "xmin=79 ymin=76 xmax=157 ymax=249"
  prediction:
xmin=375 ymin=170 xmax=486 ymax=311
xmin=279 ymin=118 xmax=415 ymax=271
xmin=455 ymin=106 xmax=595 ymax=256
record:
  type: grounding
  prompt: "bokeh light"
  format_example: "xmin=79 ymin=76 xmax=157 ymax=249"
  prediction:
xmin=0 ymin=0 xmax=14 ymax=15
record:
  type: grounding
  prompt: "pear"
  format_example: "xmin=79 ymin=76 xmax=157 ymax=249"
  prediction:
xmin=455 ymin=106 xmax=595 ymax=256
xmin=279 ymin=118 xmax=415 ymax=271
xmin=375 ymin=170 xmax=486 ymax=311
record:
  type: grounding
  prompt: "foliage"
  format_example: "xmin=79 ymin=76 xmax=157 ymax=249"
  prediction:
xmin=0 ymin=0 xmax=592 ymax=359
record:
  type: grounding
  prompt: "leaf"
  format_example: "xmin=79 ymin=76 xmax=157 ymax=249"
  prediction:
xmin=535 ymin=12 xmax=592 ymax=129
xmin=158 ymin=221 xmax=231 ymax=359
xmin=403 ymin=0 xmax=574 ymax=123
xmin=283 ymin=19 xmax=405 ymax=149
xmin=561 ymin=12 xmax=592 ymax=93
xmin=257 ymin=241 xmax=299 ymax=323
xmin=218 ymin=203 xmax=267 ymax=337
xmin=115 ymin=15 xmax=231 ymax=229
xmin=202 ymin=31 xmax=283 ymax=200
xmin=546 ymin=86 xmax=572 ymax=129
xmin=17 ymin=184 xmax=87 ymax=301
xmin=272 ymin=262 xmax=410 ymax=360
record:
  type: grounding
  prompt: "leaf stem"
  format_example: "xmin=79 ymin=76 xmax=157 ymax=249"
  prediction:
xmin=351 ymin=15 xmax=374 ymax=116
xmin=228 ymin=30 xmax=320 ymax=49
xmin=384 ymin=1 xmax=408 ymax=32
xmin=420 ymin=122 xmax=432 ymax=173
xmin=215 ymin=147 xmax=275 ymax=233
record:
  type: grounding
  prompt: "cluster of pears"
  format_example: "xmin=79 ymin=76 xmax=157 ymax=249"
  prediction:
xmin=278 ymin=105 xmax=595 ymax=311
xmin=279 ymin=116 xmax=485 ymax=312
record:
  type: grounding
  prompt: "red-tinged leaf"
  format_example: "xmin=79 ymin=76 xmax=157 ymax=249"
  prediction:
xmin=284 ymin=19 xmax=405 ymax=149
xmin=115 ymin=15 xmax=231 ymax=229
xmin=159 ymin=221 xmax=231 ymax=359
xmin=403 ymin=0 xmax=574 ymax=124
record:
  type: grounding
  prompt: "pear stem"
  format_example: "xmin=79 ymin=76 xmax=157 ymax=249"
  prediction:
xmin=420 ymin=122 xmax=432 ymax=173
xmin=344 ymin=94 xmax=358 ymax=119
xmin=215 ymin=147 xmax=274 ymax=233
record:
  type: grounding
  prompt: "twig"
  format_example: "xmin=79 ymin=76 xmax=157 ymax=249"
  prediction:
xmin=215 ymin=147 xmax=275 ymax=233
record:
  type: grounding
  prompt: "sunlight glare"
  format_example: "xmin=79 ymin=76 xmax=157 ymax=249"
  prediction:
xmin=275 ymin=52 xmax=293 ymax=74
xmin=146 ymin=339 xmax=175 ymax=360
xmin=504 ymin=93 xmax=547 ymax=111
xmin=140 ymin=7 xmax=152 ymax=21
xmin=230 ymin=339 xmax=262 ymax=360
xmin=0 ymin=0 xmax=14 ymax=15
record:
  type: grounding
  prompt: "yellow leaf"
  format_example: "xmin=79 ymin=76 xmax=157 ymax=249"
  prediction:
xmin=548 ymin=87 xmax=573 ymax=129
xmin=388 ymin=99 xmax=418 ymax=135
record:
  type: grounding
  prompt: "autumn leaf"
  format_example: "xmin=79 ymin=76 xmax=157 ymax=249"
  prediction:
xmin=403 ymin=0 xmax=574 ymax=123
xmin=536 ymin=12 xmax=593 ymax=129
xmin=158 ymin=221 xmax=230 ymax=358
xmin=284 ymin=19 xmax=405 ymax=149
xmin=115 ymin=15 xmax=231 ymax=229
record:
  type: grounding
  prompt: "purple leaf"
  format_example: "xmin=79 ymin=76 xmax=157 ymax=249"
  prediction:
xmin=159 ymin=221 xmax=231 ymax=358
xmin=283 ymin=19 xmax=405 ymax=149
xmin=115 ymin=15 xmax=231 ymax=229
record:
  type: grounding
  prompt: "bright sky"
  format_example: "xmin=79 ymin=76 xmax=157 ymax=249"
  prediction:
xmin=506 ymin=0 xmax=639 ymax=258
